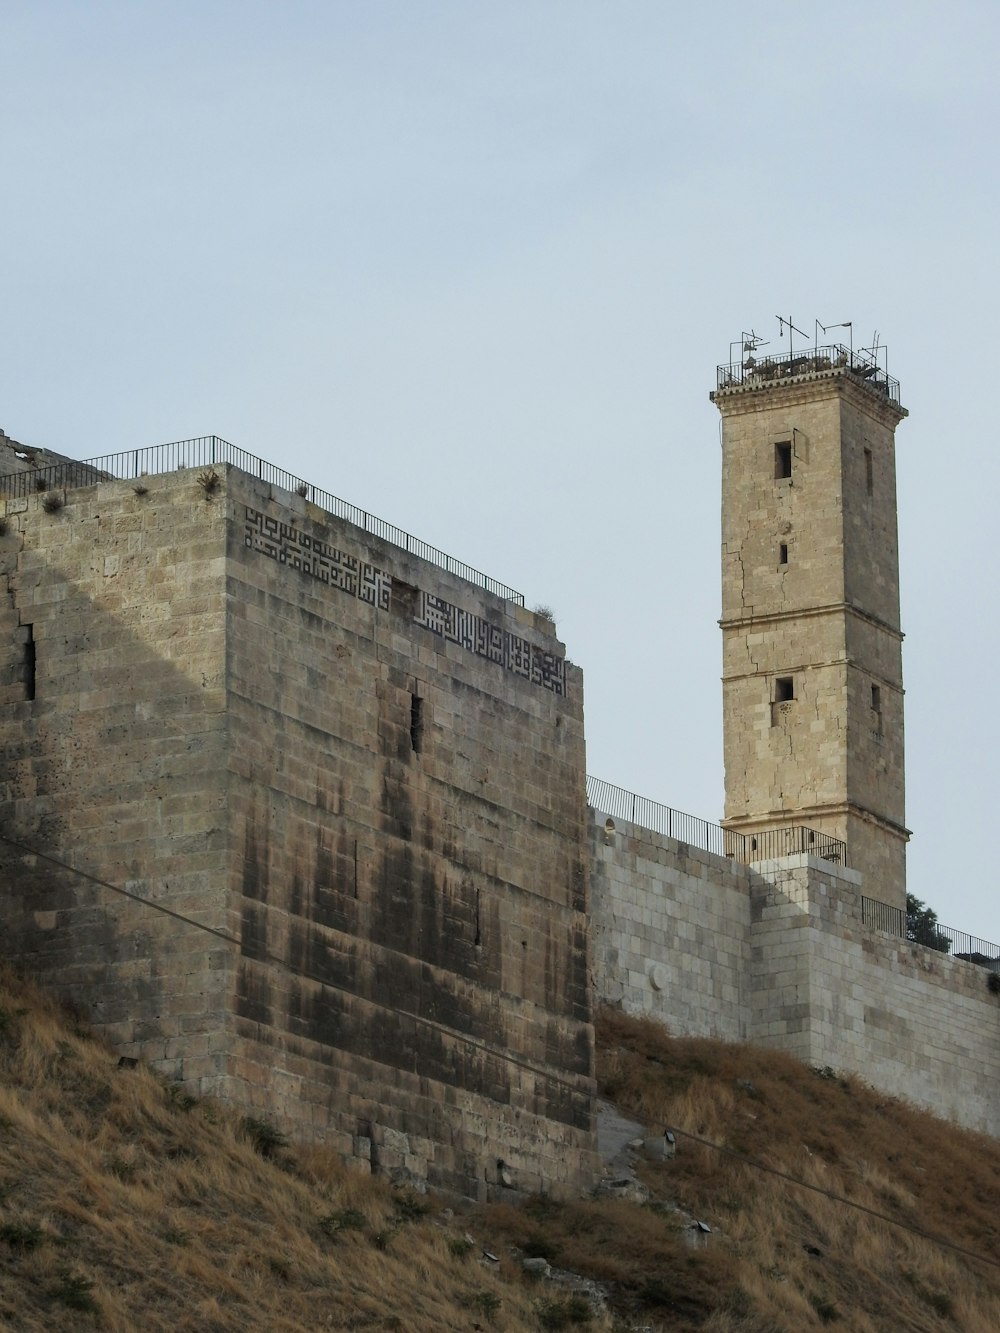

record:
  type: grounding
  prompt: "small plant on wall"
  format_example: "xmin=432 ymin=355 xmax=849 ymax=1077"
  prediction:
xmin=41 ymin=493 xmax=64 ymax=513
xmin=197 ymin=469 xmax=221 ymax=499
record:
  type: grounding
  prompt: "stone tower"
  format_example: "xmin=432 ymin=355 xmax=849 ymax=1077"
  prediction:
xmin=712 ymin=335 xmax=909 ymax=908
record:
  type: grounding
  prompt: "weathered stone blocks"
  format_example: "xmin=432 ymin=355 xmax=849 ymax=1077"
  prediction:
xmin=0 ymin=461 xmax=597 ymax=1199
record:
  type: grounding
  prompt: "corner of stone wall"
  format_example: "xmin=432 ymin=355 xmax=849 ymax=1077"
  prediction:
xmin=749 ymin=854 xmax=863 ymax=1062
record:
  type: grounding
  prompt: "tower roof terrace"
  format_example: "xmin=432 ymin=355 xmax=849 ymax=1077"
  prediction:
xmin=713 ymin=342 xmax=902 ymax=410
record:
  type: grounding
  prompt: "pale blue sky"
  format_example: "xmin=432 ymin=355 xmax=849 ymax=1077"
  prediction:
xmin=4 ymin=2 xmax=999 ymax=938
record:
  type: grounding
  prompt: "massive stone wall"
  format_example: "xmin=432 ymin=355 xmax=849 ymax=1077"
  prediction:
xmin=592 ymin=808 xmax=1000 ymax=1139
xmin=0 ymin=458 xmax=596 ymax=1199
xmin=223 ymin=472 xmax=595 ymax=1198
xmin=0 ymin=464 xmax=233 ymax=1077
xmin=750 ymin=856 xmax=1000 ymax=1138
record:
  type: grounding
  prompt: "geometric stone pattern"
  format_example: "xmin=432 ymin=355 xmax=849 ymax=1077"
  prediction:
xmin=0 ymin=460 xmax=595 ymax=1200
xmin=245 ymin=504 xmax=567 ymax=695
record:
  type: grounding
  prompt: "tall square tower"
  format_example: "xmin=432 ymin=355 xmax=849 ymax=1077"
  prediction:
xmin=712 ymin=338 xmax=909 ymax=907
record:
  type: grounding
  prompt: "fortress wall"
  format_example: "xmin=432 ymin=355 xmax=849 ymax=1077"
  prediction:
xmin=751 ymin=857 xmax=1000 ymax=1136
xmin=0 ymin=469 xmax=233 ymax=1079
xmin=4 ymin=429 xmax=998 ymax=1188
xmin=0 ymin=457 xmax=597 ymax=1200
xmin=596 ymin=822 xmax=1000 ymax=1140
xmin=221 ymin=471 xmax=596 ymax=1198
xmin=589 ymin=808 xmax=753 ymax=1041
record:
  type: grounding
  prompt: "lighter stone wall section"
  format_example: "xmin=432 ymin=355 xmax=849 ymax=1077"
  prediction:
xmin=750 ymin=856 xmax=1000 ymax=1136
xmin=596 ymin=823 xmax=1000 ymax=1140
xmin=589 ymin=808 xmax=752 ymax=1040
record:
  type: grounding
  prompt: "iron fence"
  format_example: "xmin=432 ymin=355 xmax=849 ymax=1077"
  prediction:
xmin=586 ymin=775 xmax=847 ymax=867
xmin=742 ymin=825 xmax=847 ymax=865
xmin=0 ymin=436 xmax=525 ymax=605
xmin=716 ymin=343 xmax=901 ymax=408
xmin=860 ymin=896 xmax=904 ymax=937
xmin=861 ymin=896 xmax=1000 ymax=972
xmin=587 ymin=776 xmax=733 ymax=858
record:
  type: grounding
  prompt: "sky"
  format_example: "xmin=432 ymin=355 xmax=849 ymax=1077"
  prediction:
xmin=3 ymin=1 xmax=1000 ymax=940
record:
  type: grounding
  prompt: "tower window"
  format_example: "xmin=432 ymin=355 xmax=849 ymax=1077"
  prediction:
xmin=409 ymin=694 xmax=424 ymax=754
xmin=775 ymin=676 xmax=794 ymax=703
xmin=774 ymin=441 xmax=792 ymax=479
xmin=779 ymin=542 xmax=788 ymax=565
xmin=871 ymin=683 xmax=881 ymax=714
xmin=864 ymin=447 xmax=873 ymax=496
xmin=23 ymin=624 xmax=35 ymax=701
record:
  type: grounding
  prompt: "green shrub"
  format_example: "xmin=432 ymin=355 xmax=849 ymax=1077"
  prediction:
xmin=318 ymin=1208 xmax=366 ymax=1238
xmin=49 ymin=1270 xmax=99 ymax=1316
xmin=468 ymin=1290 xmax=502 ymax=1319
xmin=394 ymin=1189 xmax=431 ymax=1222
xmin=537 ymin=1295 xmax=591 ymax=1329
xmin=241 ymin=1116 xmax=287 ymax=1158
xmin=0 ymin=1222 xmax=44 ymax=1252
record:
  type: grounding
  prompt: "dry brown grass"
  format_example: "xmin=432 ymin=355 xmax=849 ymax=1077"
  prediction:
xmin=582 ymin=1006 xmax=1000 ymax=1330
xmin=4 ymin=971 xmax=1000 ymax=1332
xmin=0 ymin=968 xmax=550 ymax=1331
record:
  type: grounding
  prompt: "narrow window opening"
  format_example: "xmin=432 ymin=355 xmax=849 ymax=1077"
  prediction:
xmin=864 ymin=447 xmax=873 ymax=496
xmin=871 ymin=683 xmax=881 ymax=715
xmin=775 ymin=676 xmax=794 ymax=703
xmin=23 ymin=624 xmax=35 ymax=701
xmin=774 ymin=441 xmax=792 ymax=479
xmin=779 ymin=542 xmax=789 ymax=565
xmin=409 ymin=694 xmax=423 ymax=753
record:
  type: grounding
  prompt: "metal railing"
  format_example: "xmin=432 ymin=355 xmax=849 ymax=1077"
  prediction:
xmin=741 ymin=825 xmax=847 ymax=865
xmin=586 ymin=775 xmax=847 ymax=867
xmin=587 ymin=775 xmax=734 ymax=858
xmin=0 ymin=436 xmax=525 ymax=605
xmin=861 ymin=897 xmax=1000 ymax=971
xmin=716 ymin=343 xmax=901 ymax=408
xmin=860 ymin=896 xmax=903 ymax=937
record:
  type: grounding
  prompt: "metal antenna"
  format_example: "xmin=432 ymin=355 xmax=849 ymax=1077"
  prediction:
xmin=730 ymin=330 xmax=768 ymax=374
xmin=776 ymin=315 xmax=809 ymax=366
xmin=818 ymin=319 xmax=853 ymax=360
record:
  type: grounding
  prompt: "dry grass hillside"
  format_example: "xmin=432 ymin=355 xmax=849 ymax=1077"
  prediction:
xmin=2 ymin=967 xmax=1000 ymax=1332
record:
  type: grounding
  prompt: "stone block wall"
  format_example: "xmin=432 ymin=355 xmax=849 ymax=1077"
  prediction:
xmin=0 ymin=467 xmax=233 ymax=1075
xmin=595 ymin=818 xmax=1000 ymax=1140
xmin=0 ymin=456 xmax=597 ymax=1200
xmin=750 ymin=856 xmax=1000 ymax=1137
xmin=222 ymin=471 xmax=595 ymax=1198
xmin=589 ymin=808 xmax=752 ymax=1040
